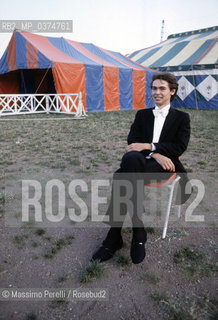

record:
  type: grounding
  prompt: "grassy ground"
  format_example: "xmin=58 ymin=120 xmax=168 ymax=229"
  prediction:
xmin=0 ymin=109 xmax=217 ymax=320
xmin=0 ymin=109 xmax=217 ymax=177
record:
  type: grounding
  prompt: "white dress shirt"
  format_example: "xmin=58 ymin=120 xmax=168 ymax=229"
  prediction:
xmin=146 ymin=104 xmax=170 ymax=159
xmin=152 ymin=104 xmax=170 ymax=143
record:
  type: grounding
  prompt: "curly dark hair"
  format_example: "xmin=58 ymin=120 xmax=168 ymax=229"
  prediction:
xmin=151 ymin=72 xmax=178 ymax=101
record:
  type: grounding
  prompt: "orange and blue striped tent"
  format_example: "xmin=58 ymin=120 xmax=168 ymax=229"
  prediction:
xmin=0 ymin=30 xmax=156 ymax=112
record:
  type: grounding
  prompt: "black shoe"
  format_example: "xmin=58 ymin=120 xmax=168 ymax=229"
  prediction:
xmin=91 ymin=238 xmax=123 ymax=262
xmin=130 ymin=240 xmax=146 ymax=264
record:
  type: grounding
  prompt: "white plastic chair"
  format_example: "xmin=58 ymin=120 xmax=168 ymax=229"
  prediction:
xmin=146 ymin=173 xmax=181 ymax=239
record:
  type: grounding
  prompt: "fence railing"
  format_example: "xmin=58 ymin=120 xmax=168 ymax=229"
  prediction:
xmin=0 ymin=92 xmax=87 ymax=117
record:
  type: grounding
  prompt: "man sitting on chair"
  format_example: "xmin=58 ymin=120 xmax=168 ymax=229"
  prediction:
xmin=92 ymin=72 xmax=191 ymax=264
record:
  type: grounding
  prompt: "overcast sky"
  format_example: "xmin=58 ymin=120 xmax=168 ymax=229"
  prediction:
xmin=0 ymin=0 xmax=217 ymax=57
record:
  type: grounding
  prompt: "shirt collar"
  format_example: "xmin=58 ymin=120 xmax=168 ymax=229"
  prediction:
xmin=155 ymin=104 xmax=171 ymax=111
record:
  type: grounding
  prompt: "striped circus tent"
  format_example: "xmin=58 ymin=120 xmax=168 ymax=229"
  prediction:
xmin=0 ymin=30 xmax=155 ymax=113
xmin=129 ymin=26 xmax=218 ymax=110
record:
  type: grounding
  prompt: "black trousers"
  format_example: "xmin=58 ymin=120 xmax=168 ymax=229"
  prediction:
xmin=105 ymin=151 xmax=172 ymax=228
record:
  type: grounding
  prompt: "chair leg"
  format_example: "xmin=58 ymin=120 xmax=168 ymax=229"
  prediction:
xmin=162 ymin=184 xmax=174 ymax=239
xmin=162 ymin=176 xmax=181 ymax=239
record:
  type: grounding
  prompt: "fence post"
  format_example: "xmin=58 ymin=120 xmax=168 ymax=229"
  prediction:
xmin=46 ymin=95 xmax=49 ymax=114
xmin=77 ymin=92 xmax=86 ymax=117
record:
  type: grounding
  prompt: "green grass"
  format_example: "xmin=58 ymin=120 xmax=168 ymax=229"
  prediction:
xmin=57 ymin=275 xmax=68 ymax=283
xmin=151 ymin=292 xmax=218 ymax=320
xmin=31 ymin=241 xmax=39 ymax=248
xmin=173 ymin=246 xmax=217 ymax=279
xmin=115 ymin=253 xmax=131 ymax=267
xmin=79 ymin=261 xmax=104 ymax=283
xmin=43 ymin=236 xmax=51 ymax=241
xmin=55 ymin=236 xmax=74 ymax=249
xmin=167 ymin=304 xmax=194 ymax=320
xmin=35 ymin=228 xmax=46 ymax=236
xmin=145 ymin=227 xmax=155 ymax=234
xmin=150 ymin=291 xmax=169 ymax=303
xmin=122 ymin=227 xmax=132 ymax=234
xmin=167 ymin=230 xmax=187 ymax=239
xmin=0 ymin=109 xmax=217 ymax=175
xmin=44 ymin=235 xmax=74 ymax=259
xmin=50 ymin=298 xmax=68 ymax=308
xmin=26 ymin=313 xmax=37 ymax=320
xmin=70 ymin=159 xmax=80 ymax=166
xmin=140 ymin=271 xmax=160 ymax=284
xmin=0 ymin=193 xmax=5 ymax=205
xmin=12 ymin=234 xmax=29 ymax=249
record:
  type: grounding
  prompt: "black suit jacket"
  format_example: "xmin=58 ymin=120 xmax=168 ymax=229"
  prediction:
xmin=127 ymin=107 xmax=191 ymax=173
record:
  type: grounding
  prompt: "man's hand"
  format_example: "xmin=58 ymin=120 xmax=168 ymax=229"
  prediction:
xmin=151 ymin=153 xmax=175 ymax=172
xmin=126 ymin=143 xmax=151 ymax=153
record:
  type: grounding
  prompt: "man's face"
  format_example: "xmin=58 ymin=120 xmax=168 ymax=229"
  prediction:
xmin=151 ymin=79 xmax=176 ymax=108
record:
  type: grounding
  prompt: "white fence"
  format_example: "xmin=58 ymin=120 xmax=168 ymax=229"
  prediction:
xmin=0 ymin=92 xmax=87 ymax=117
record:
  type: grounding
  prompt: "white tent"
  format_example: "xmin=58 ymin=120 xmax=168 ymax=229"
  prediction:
xmin=129 ymin=26 xmax=218 ymax=109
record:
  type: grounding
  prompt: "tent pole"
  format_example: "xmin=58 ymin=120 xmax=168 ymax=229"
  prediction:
xmin=20 ymin=70 xmax=27 ymax=93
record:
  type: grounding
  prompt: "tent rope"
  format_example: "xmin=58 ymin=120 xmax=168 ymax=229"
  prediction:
xmin=35 ymin=68 xmax=50 ymax=94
